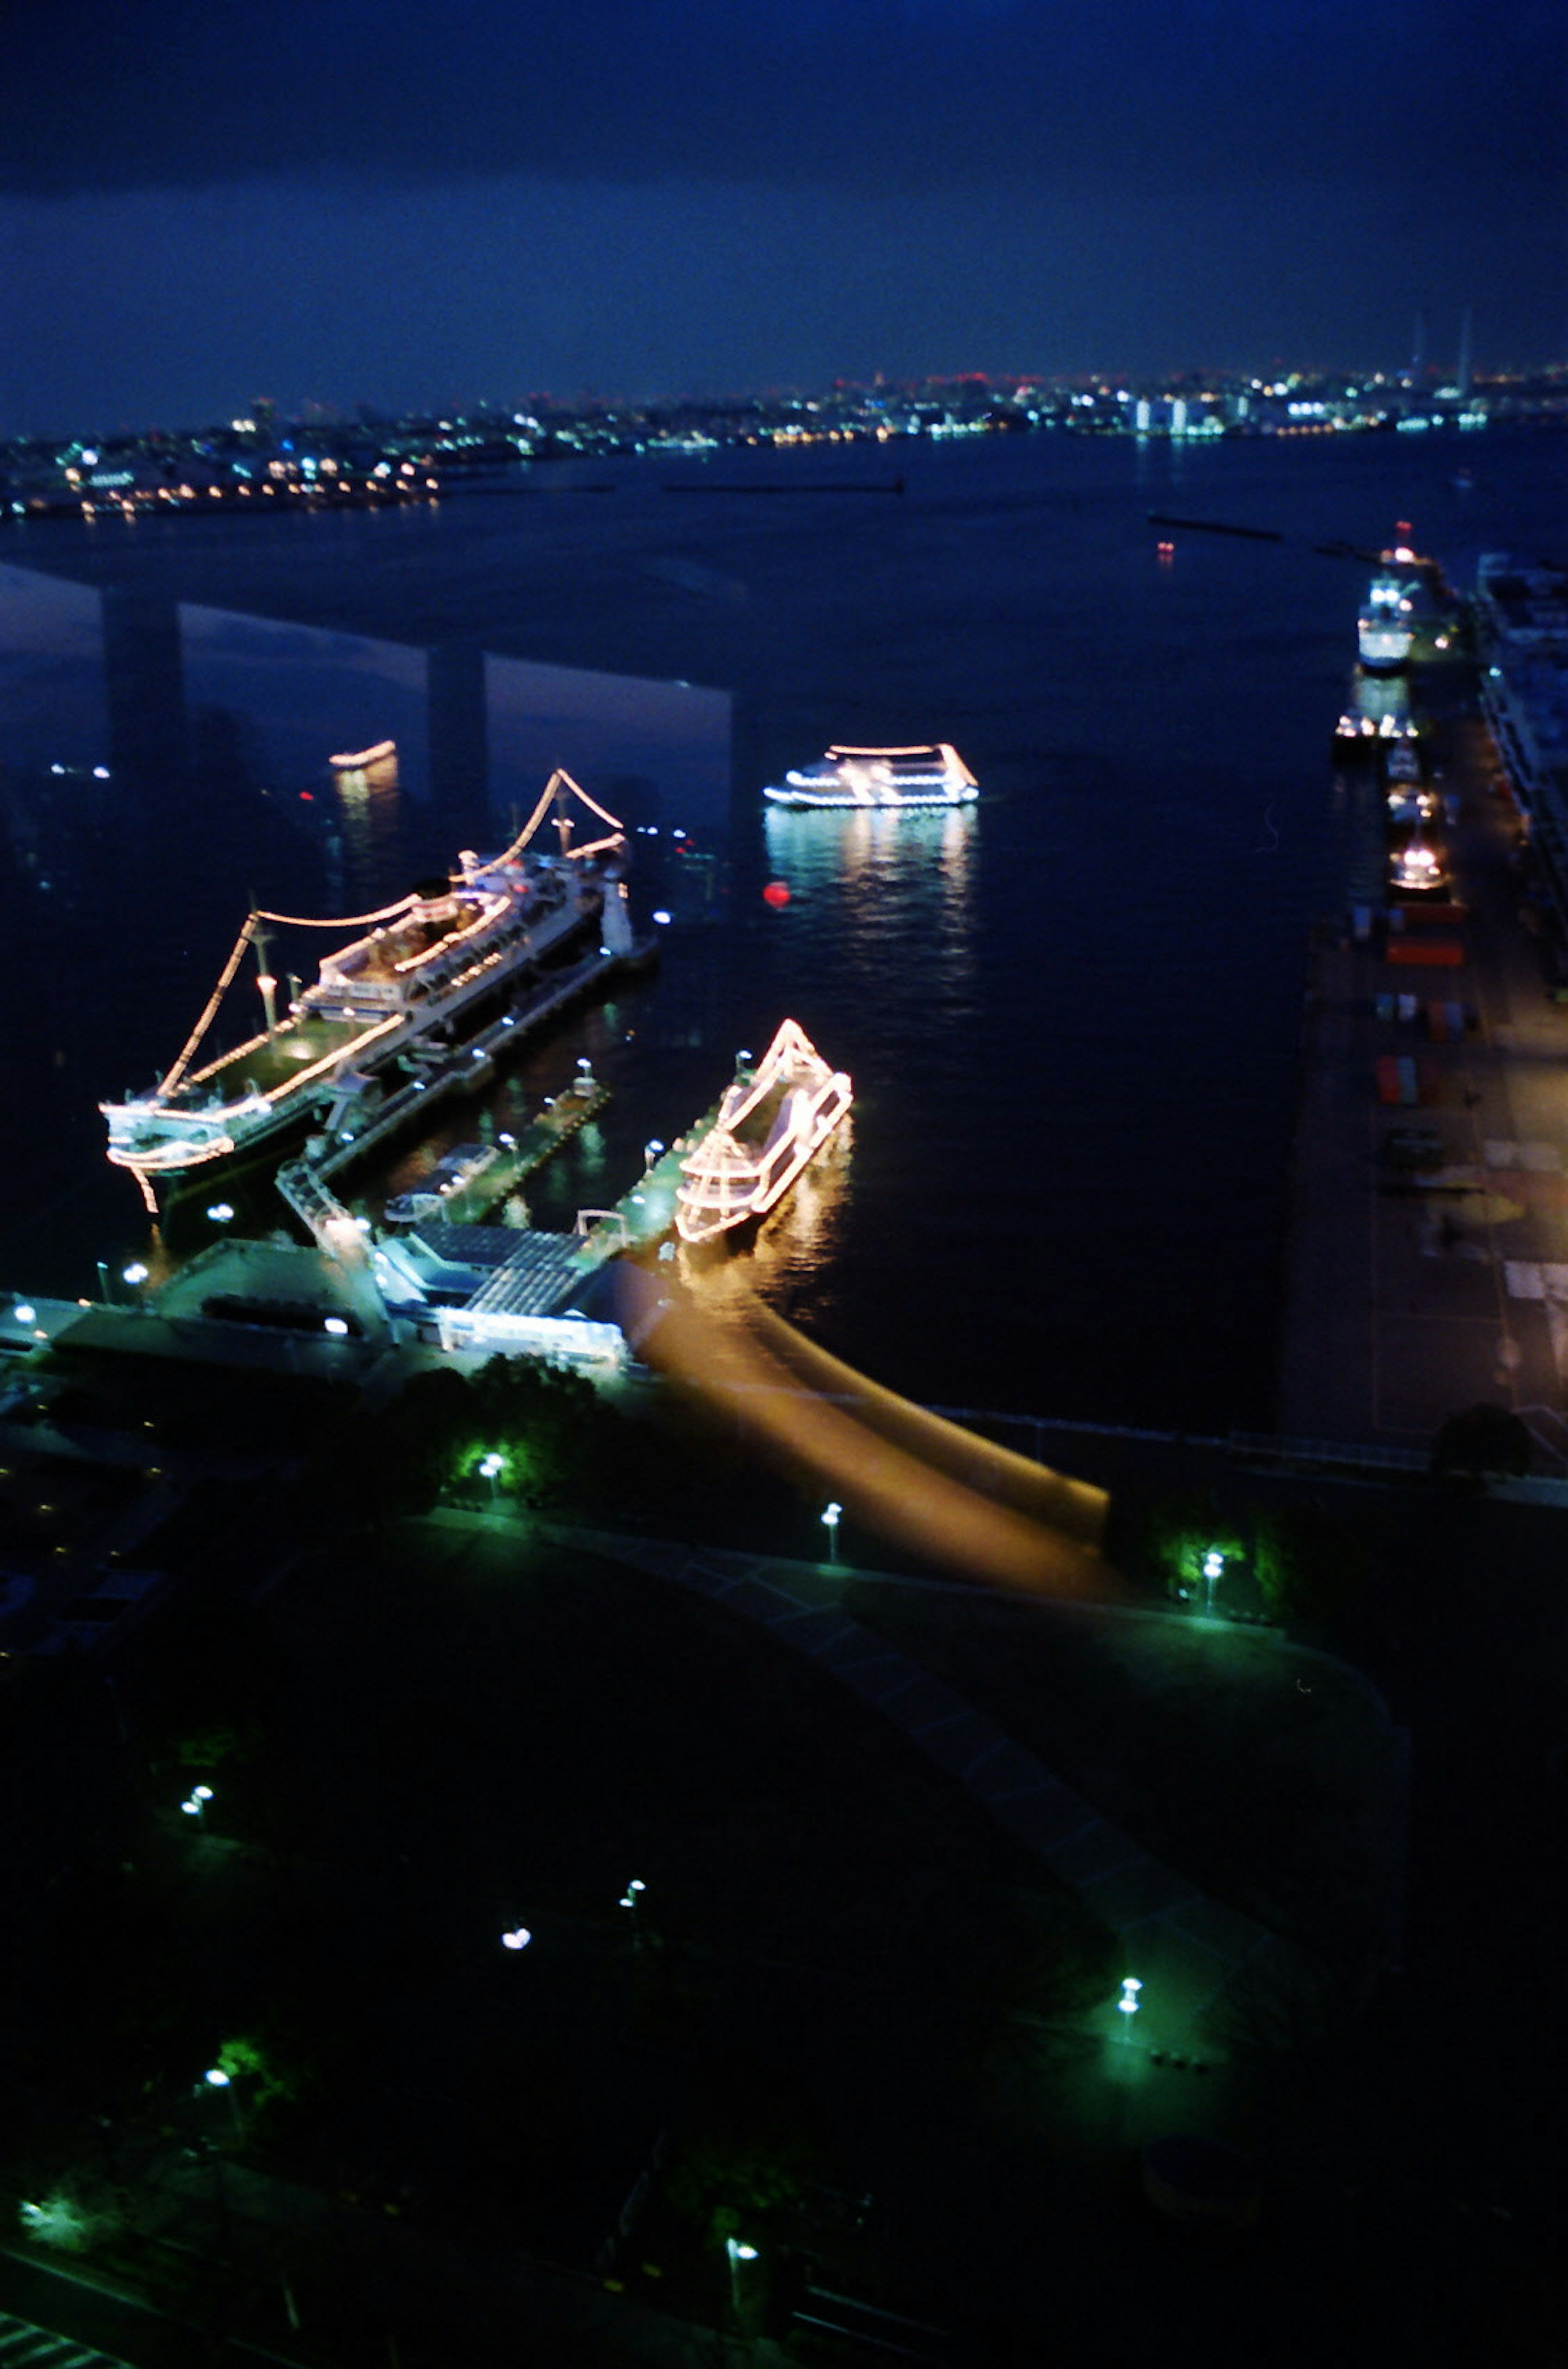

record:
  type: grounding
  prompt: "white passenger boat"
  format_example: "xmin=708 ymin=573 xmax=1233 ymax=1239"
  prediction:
xmin=675 ymin=1021 xmax=852 ymax=1244
xmin=763 ymin=743 xmax=978 ymax=809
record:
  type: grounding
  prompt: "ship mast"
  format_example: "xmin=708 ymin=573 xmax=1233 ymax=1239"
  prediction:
xmin=252 ymin=914 xmax=280 ymax=1035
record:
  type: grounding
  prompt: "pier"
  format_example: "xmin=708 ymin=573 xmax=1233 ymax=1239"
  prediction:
xmin=1277 ymin=602 xmax=1568 ymax=1467
xmin=303 ymin=940 xmax=648 ymax=1198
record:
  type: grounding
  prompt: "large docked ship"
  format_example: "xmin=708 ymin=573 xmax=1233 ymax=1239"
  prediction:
xmin=1358 ymin=573 xmax=1415 ymax=673
xmin=675 ymin=1021 xmax=852 ymax=1245
xmin=102 ymin=771 xmax=634 ymax=1211
xmin=763 ymin=743 xmax=978 ymax=810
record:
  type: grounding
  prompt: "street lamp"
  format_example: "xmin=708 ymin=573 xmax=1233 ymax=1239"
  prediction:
xmin=122 ymin=1262 xmax=149 ymax=1287
xmin=478 ymin=1451 xmax=505 ymax=1505
xmin=500 ymin=1926 xmax=532 ymax=1951
xmin=643 ymin=1138 xmax=665 ymax=1172
xmin=1202 ymin=1548 xmax=1223 ymax=1616
xmin=180 ymin=1784 xmax=214 ymax=1821
xmin=1117 ymin=1976 xmax=1143 ymax=2037
xmin=821 ymin=1501 xmax=842 ymax=1560
xmin=203 ymin=2064 xmax=242 ymax=2141
xmin=726 ymin=2237 xmax=759 ymax=2319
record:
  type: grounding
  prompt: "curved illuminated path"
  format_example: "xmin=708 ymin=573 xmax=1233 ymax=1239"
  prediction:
xmin=633 ymin=1278 xmax=1116 ymax=1605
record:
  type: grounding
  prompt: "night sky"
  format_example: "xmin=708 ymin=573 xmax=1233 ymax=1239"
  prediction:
xmin=2 ymin=0 xmax=1564 ymax=432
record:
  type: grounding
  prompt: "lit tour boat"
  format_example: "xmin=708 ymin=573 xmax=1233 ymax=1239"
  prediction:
xmin=763 ymin=743 xmax=978 ymax=810
xmin=101 ymin=771 xmax=633 ymax=1211
xmin=675 ymin=1020 xmax=852 ymax=1245
xmin=328 ymin=738 xmax=397 ymax=769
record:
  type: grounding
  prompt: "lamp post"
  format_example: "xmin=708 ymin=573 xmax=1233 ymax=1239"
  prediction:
xmin=1202 ymin=1548 xmax=1223 ymax=1617
xmin=203 ymin=2065 xmax=243 ymax=2142
xmin=1117 ymin=1976 xmax=1143 ymax=2043
xmin=478 ymin=1452 xmax=505 ymax=1507
xmin=619 ymin=1878 xmax=647 ymax=1952
xmin=821 ymin=1501 xmax=842 ymax=1565
xmin=726 ymin=2237 xmax=759 ymax=2320
xmin=180 ymin=1783 xmax=214 ymax=1824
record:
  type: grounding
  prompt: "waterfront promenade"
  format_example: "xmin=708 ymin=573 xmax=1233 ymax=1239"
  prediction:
xmin=1278 ymin=688 xmax=1568 ymax=1466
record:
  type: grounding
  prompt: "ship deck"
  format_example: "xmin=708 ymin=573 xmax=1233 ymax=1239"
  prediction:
xmin=193 ymin=1013 xmax=383 ymax=1101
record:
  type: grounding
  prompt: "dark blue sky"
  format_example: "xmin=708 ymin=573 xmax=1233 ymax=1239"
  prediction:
xmin=2 ymin=0 xmax=1563 ymax=431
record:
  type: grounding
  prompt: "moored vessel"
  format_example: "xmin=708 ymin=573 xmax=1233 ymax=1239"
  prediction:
xmin=101 ymin=770 xmax=635 ymax=1213
xmin=675 ymin=1021 xmax=852 ymax=1244
xmin=764 ymin=743 xmax=977 ymax=810
xmin=1358 ymin=574 xmax=1415 ymax=673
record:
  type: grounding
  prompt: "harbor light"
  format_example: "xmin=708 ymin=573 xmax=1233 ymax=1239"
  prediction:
xmin=122 ymin=1263 xmax=149 ymax=1286
xmin=501 ymin=1926 xmax=532 ymax=1950
xmin=206 ymin=1203 xmax=235 ymax=1223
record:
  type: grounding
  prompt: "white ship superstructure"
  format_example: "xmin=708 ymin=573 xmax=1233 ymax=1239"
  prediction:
xmin=675 ymin=1021 xmax=851 ymax=1244
xmin=764 ymin=743 xmax=978 ymax=810
xmin=101 ymin=770 xmax=632 ymax=1208
xmin=1358 ymin=574 xmax=1415 ymax=673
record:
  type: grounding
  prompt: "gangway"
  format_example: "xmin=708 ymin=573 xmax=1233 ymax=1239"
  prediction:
xmin=276 ymin=1157 xmax=393 ymax=1335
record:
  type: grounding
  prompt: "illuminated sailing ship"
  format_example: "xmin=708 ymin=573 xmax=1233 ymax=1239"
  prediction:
xmin=763 ymin=743 xmax=978 ymax=810
xmin=675 ymin=1020 xmax=852 ymax=1245
xmin=101 ymin=771 xmax=632 ymax=1210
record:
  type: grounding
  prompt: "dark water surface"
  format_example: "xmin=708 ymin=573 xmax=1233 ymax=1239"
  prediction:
xmin=2 ymin=425 xmax=1559 ymax=1428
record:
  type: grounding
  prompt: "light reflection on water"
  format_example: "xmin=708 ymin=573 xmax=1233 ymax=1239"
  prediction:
xmin=762 ymin=802 xmax=978 ymax=1007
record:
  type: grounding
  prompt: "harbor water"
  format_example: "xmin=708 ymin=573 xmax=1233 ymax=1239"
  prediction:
xmin=0 ymin=422 xmax=1559 ymax=1429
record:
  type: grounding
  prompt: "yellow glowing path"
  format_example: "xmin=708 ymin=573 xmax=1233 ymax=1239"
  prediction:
xmin=629 ymin=1275 xmax=1117 ymax=1603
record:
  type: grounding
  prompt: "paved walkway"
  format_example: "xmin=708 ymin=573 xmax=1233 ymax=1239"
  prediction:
xmin=521 ymin=1520 xmax=1309 ymax=2058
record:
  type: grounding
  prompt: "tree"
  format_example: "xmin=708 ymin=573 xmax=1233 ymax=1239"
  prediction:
xmin=1252 ymin=1503 xmax=1377 ymax=1623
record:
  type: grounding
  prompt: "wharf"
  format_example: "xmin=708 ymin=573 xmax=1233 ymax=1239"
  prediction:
xmin=404 ymin=1077 xmax=610 ymax=1227
xmin=313 ymin=942 xmax=643 ymax=1192
xmin=1277 ymin=655 xmax=1568 ymax=1470
xmin=574 ymin=1091 xmax=731 ymax=1261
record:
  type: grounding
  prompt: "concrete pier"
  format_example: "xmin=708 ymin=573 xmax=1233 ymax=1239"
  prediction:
xmin=1277 ymin=666 xmax=1568 ymax=1471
